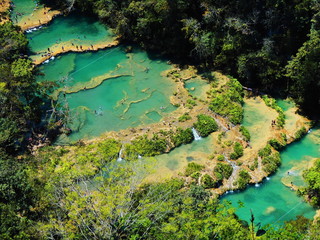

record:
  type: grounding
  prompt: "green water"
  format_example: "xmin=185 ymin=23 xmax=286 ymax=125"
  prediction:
xmin=37 ymin=47 xmax=126 ymax=86
xmin=242 ymin=99 xmax=272 ymax=145
xmin=37 ymin=47 xmax=176 ymax=142
xmin=185 ymin=77 xmax=209 ymax=99
xmin=11 ymin=0 xmax=38 ymax=23
xmin=24 ymin=4 xmax=175 ymax=142
xmin=154 ymin=135 xmax=213 ymax=171
xmin=151 ymin=99 xmax=318 ymax=226
xmin=277 ymin=99 xmax=295 ymax=112
xmin=222 ymin=128 xmax=319 ymax=226
xmin=27 ymin=12 xmax=115 ymax=54
xmin=143 ymin=135 xmax=214 ymax=182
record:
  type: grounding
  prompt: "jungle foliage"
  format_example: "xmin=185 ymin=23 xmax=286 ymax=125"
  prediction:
xmin=0 ymin=22 xmax=44 ymax=153
xmin=302 ymin=159 xmax=320 ymax=206
xmin=193 ymin=114 xmax=218 ymax=137
xmin=45 ymin=0 xmax=320 ymax=115
xmin=210 ymin=77 xmax=244 ymax=124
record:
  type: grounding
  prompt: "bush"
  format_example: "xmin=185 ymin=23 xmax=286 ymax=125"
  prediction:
xmin=185 ymin=162 xmax=205 ymax=176
xmin=258 ymin=144 xmax=272 ymax=158
xmin=125 ymin=134 xmax=167 ymax=159
xmin=214 ymin=163 xmax=233 ymax=181
xmin=230 ymin=142 xmax=243 ymax=160
xmin=262 ymin=152 xmax=281 ymax=174
xmin=201 ymin=174 xmax=216 ymax=188
xmin=193 ymin=114 xmax=218 ymax=137
xmin=249 ymin=158 xmax=258 ymax=171
xmin=240 ymin=126 xmax=250 ymax=142
xmin=236 ymin=170 xmax=251 ymax=189
xmin=190 ymin=172 xmax=201 ymax=180
xmin=302 ymin=159 xmax=320 ymax=206
xmin=262 ymin=95 xmax=285 ymax=128
xmin=295 ymin=127 xmax=307 ymax=140
xmin=172 ymin=128 xmax=194 ymax=147
xmin=187 ymin=99 xmax=197 ymax=106
xmin=217 ymin=155 xmax=225 ymax=161
xmin=178 ymin=113 xmax=192 ymax=122
xmin=268 ymin=138 xmax=285 ymax=150
xmin=209 ymin=77 xmax=244 ymax=124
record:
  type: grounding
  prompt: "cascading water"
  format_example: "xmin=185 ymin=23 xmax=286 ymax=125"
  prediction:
xmin=225 ymin=157 xmax=240 ymax=190
xmin=192 ymin=127 xmax=202 ymax=141
xmin=117 ymin=148 xmax=123 ymax=162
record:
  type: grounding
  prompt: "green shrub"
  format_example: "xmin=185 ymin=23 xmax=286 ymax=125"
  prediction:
xmin=262 ymin=152 xmax=281 ymax=174
xmin=172 ymin=128 xmax=194 ymax=147
xmin=125 ymin=134 xmax=167 ymax=159
xmin=236 ymin=170 xmax=251 ymax=189
xmin=295 ymin=127 xmax=307 ymax=140
xmin=262 ymin=95 xmax=285 ymax=128
xmin=187 ymin=99 xmax=197 ymax=106
xmin=185 ymin=162 xmax=205 ymax=176
xmin=217 ymin=155 xmax=225 ymax=161
xmin=186 ymin=104 xmax=193 ymax=109
xmin=209 ymin=77 xmax=244 ymax=125
xmin=190 ymin=171 xmax=201 ymax=180
xmin=281 ymin=133 xmax=287 ymax=142
xmin=258 ymin=144 xmax=272 ymax=158
xmin=240 ymin=126 xmax=250 ymax=142
xmin=230 ymin=142 xmax=243 ymax=160
xmin=218 ymin=132 xmax=225 ymax=142
xmin=178 ymin=113 xmax=192 ymax=122
xmin=214 ymin=163 xmax=233 ymax=181
xmin=302 ymin=159 xmax=320 ymax=206
xmin=201 ymin=174 xmax=216 ymax=188
xmin=277 ymin=112 xmax=285 ymax=128
xmin=249 ymin=158 xmax=259 ymax=171
xmin=193 ymin=114 xmax=218 ymax=137
xmin=268 ymin=138 xmax=285 ymax=150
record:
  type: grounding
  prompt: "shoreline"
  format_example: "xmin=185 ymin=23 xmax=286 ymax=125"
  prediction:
xmin=14 ymin=5 xmax=61 ymax=31
xmin=31 ymin=39 xmax=120 ymax=66
xmin=56 ymin=68 xmax=311 ymax=196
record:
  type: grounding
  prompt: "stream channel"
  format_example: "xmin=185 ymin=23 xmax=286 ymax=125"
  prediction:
xmin=19 ymin=1 xmax=319 ymax=227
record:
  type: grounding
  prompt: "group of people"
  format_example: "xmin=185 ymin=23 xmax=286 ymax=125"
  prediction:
xmin=39 ymin=40 xmax=96 ymax=60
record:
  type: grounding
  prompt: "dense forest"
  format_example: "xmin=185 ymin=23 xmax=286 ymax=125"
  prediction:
xmin=1 ymin=0 xmax=320 ymax=239
xmin=44 ymin=0 xmax=320 ymax=116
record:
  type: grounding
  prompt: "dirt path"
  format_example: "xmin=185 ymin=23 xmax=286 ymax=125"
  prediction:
xmin=32 ymin=39 xmax=119 ymax=66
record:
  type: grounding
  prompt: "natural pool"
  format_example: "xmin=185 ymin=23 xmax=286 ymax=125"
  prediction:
xmin=24 ymin=5 xmax=177 ymax=142
xmin=11 ymin=0 xmax=37 ymax=23
xmin=185 ymin=77 xmax=210 ymax=100
xmin=27 ymin=12 xmax=115 ymax=55
xmin=145 ymin=134 xmax=215 ymax=182
xmin=222 ymin=100 xmax=318 ymax=226
xmin=145 ymin=98 xmax=318 ymax=226
xmin=222 ymin=128 xmax=319 ymax=226
xmin=37 ymin=47 xmax=176 ymax=142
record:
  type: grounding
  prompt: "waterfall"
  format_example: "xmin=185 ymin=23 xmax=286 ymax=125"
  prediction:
xmin=255 ymin=183 xmax=260 ymax=187
xmin=192 ymin=128 xmax=202 ymax=141
xmin=225 ymin=157 xmax=240 ymax=190
xmin=117 ymin=148 xmax=123 ymax=162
